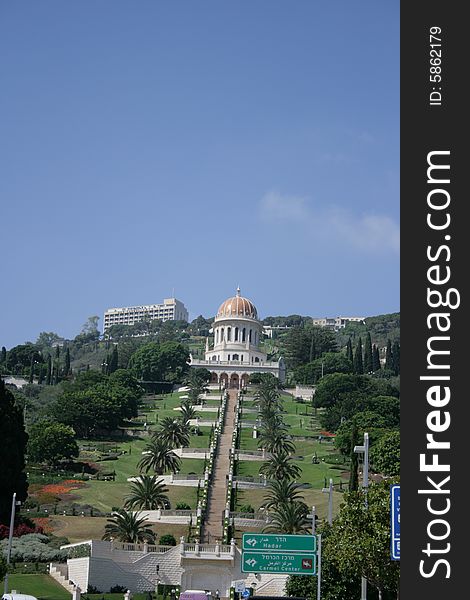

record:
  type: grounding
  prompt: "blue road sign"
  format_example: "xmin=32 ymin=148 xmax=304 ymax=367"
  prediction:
xmin=241 ymin=591 xmax=250 ymax=598
xmin=391 ymin=484 xmax=400 ymax=560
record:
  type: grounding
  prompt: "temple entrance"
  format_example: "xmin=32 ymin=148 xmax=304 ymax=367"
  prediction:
xmin=219 ymin=373 xmax=229 ymax=388
xmin=229 ymin=373 xmax=239 ymax=388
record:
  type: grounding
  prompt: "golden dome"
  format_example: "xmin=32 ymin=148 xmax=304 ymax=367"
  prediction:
xmin=216 ymin=287 xmax=258 ymax=319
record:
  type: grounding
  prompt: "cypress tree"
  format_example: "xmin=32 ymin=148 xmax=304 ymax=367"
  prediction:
xmin=353 ymin=337 xmax=364 ymax=374
xmin=372 ymin=344 xmax=381 ymax=372
xmin=38 ymin=364 xmax=45 ymax=385
xmin=64 ymin=347 xmax=71 ymax=377
xmin=363 ymin=332 xmax=373 ymax=374
xmin=346 ymin=337 xmax=354 ymax=364
xmin=349 ymin=421 xmax=359 ymax=492
xmin=385 ymin=339 xmax=393 ymax=371
xmin=0 ymin=346 xmax=6 ymax=364
xmin=0 ymin=379 xmax=29 ymax=523
xmin=54 ymin=346 xmax=60 ymax=385
xmin=29 ymin=355 xmax=34 ymax=384
xmin=46 ymin=354 xmax=52 ymax=385
xmin=392 ymin=341 xmax=400 ymax=375
xmin=108 ymin=346 xmax=119 ymax=374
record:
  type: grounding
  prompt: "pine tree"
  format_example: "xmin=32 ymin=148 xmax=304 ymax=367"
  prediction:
xmin=372 ymin=344 xmax=381 ymax=371
xmin=353 ymin=337 xmax=363 ymax=375
xmin=0 ymin=379 xmax=29 ymax=523
xmin=392 ymin=341 xmax=400 ymax=375
xmin=108 ymin=346 xmax=119 ymax=374
xmin=349 ymin=421 xmax=359 ymax=492
xmin=346 ymin=337 xmax=353 ymax=364
xmin=363 ymin=332 xmax=373 ymax=374
xmin=46 ymin=354 xmax=52 ymax=385
xmin=385 ymin=339 xmax=393 ymax=371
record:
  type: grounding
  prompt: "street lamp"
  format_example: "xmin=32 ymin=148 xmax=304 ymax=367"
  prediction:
xmin=354 ymin=432 xmax=370 ymax=600
xmin=155 ymin=565 xmax=160 ymax=600
xmin=321 ymin=479 xmax=333 ymax=525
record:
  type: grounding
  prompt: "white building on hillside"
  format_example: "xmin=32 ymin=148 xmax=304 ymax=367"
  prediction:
xmin=312 ymin=315 xmax=365 ymax=331
xmin=190 ymin=288 xmax=285 ymax=387
xmin=103 ymin=298 xmax=189 ymax=332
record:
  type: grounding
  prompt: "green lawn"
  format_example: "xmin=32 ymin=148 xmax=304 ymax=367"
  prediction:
xmin=2 ymin=574 xmax=70 ymax=600
xmin=0 ymin=575 xmax=153 ymax=600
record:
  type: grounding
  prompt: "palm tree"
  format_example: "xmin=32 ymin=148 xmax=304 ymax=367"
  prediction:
xmin=138 ymin=436 xmax=181 ymax=475
xmin=260 ymin=450 xmax=302 ymax=481
xmin=180 ymin=399 xmax=197 ymax=425
xmin=263 ymin=501 xmax=311 ymax=534
xmin=158 ymin=417 xmax=191 ymax=448
xmin=262 ymin=479 xmax=305 ymax=510
xmin=124 ymin=475 xmax=170 ymax=510
xmin=102 ymin=509 xmax=156 ymax=543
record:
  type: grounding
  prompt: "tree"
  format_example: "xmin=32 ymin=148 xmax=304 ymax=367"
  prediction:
xmin=259 ymin=451 xmax=302 ymax=481
xmin=385 ymin=339 xmax=393 ymax=371
xmin=363 ymin=333 xmax=373 ymax=374
xmin=108 ymin=346 xmax=119 ymax=375
xmin=46 ymin=354 xmax=52 ymax=385
xmin=346 ymin=338 xmax=353 ymax=364
xmin=263 ymin=501 xmax=310 ymax=534
xmin=262 ymin=479 xmax=305 ymax=510
xmin=370 ymin=431 xmax=400 ymax=476
xmin=102 ymin=509 xmax=156 ymax=543
xmin=353 ymin=337 xmax=363 ymax=375
xmin=294 ymin=353 xmax=353 ymax=384
xmin=138 ymin=437 xmax=181 ymax=475
xmin=0 ymin=380 xmax=28 ymax=524
xmin=130 ymin=341 xmax=189 ymax=382
xmin=0 ymin=346 xmax=6 ymax=364
xmin=372 ymin=344 xmax=381 ymax=372
xmin=285 ymin=524 xmax=362 ymax=600
xmin=285 ymin=326 xmax=337 ymax=369
xmin=314 ymin=373 xmax=399 ymax=432
xmin=391 ymin=341 xmax=400 ymax=375
xmin=158 ymin=417 xmax=190 ymax=449
xmin=349 ymin=421 xmax=359 ymax=492
xmin=0 ymin=552 xmax=7 ymax=581
xmin=327 ymin=481 xmax=400 ymax=598
xmin=124 ymin=475 xmax=170 ymax=510
xmin=27 ymin=422 xmax=79 ymax=466
xmin=35 ymin=332 xmax=62 ymax=349
xmin=6 ymin=344 xmax=42 ymax=376
xmin=64 ymin=347 xmax=71 ymax=377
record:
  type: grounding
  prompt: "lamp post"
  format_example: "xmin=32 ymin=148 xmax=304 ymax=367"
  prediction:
xmin=321 ymin=478 xmax=333 ymax=525
xmin=354 ymin=432 xmax=370 ymax=600
xmin=155 ymin=564 xmax=160 ymax=600
xmin=3 ymin=492 xmax=20 ymax=595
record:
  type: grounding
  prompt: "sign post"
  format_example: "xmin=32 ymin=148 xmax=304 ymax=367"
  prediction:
xmin=241 ymin=533 xmax=318 ymax=576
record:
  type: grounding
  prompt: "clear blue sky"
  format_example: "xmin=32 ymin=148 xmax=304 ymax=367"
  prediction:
xmin=0 ymin=1 xmax=399 ymax=348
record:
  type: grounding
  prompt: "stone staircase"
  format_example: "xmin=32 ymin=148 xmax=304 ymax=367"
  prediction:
xmin=49 ymin=562 xmax=75 ymax=592
xmin=202 ymin=390 xmax=238 ymax=542
xmin=255 ymin=575 xmax=289 ymax=596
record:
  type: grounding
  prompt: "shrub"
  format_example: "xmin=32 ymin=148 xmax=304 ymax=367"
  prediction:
xmin=110 ymin=585 xmax=127 ymax=593
xmin=0 ymin=533 xmax=67 ymax=562
xmin=239 ymin=505 xmax=255 ymax=514
xmin=159 ymin=534 xmax=177 ymax=546
xmin=176 ymin=503 xmax=191 ymax=510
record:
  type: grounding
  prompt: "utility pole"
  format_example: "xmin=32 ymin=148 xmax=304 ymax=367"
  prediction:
xmin=354 ymin=432 xmax=370 ymax=600
xmin=3 ymin=492 xmax=18 ymax=595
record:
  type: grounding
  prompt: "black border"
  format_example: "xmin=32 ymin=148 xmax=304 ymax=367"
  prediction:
xmin=401 ymin=2 xmax=467 ymax=596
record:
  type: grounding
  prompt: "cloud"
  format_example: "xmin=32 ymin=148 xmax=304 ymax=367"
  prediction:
xmin=259 ymin=191 xmax=309 ymax=222
xmin=259 ymin=191 xmax=399 ymax=253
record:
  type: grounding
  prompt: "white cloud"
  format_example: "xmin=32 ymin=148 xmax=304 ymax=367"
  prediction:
xmin=259 ymin=191 xmax=309 ymax=222
xmin=259 ymin=191 xmax=399 ymax=253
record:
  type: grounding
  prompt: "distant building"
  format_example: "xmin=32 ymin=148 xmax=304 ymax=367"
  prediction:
xmin=103 ymin=298 xmax=189 ymax=332
xmin=312 ymin=316 xmax=365 ymax=331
